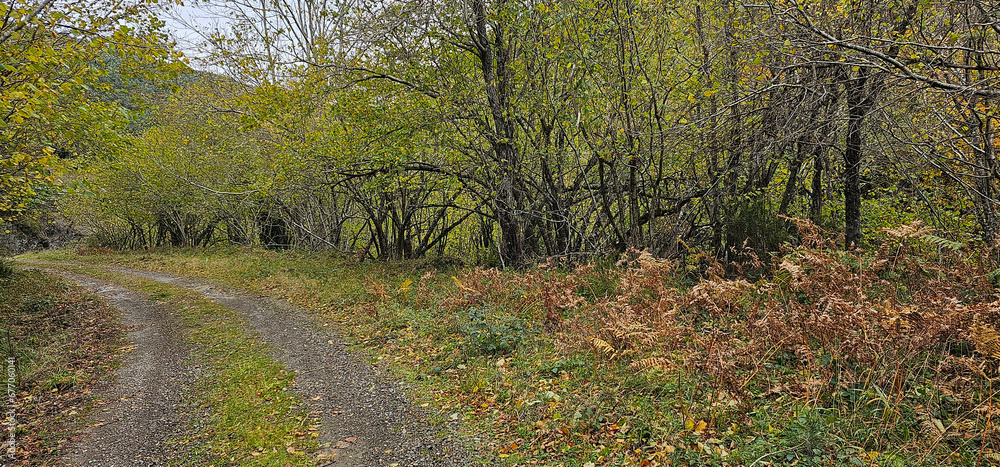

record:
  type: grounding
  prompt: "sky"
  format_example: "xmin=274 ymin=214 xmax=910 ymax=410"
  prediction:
xmin=156 ymin=1 xmax=230 ymax=68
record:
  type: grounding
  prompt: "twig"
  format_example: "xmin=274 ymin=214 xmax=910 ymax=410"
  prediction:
xmin=749 ymin=443 xmax=805 ymax=467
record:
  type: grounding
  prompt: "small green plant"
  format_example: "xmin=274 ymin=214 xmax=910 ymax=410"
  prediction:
xmin=459 ymin=306 xmax=528 ymax=356
xmin=782 ymin=408 xmax=840 ymax=465
xmin=148 ymin=290 xmax=172 ymax=301
xmin=540 ymin=357 xmax=589 ymax=376
xmin=42 ymin=369 xmax=84 ymax=391
xmin=0 ymin=259 xmax=14 ymax=279
xmin=988 ymin=267 xmax=1000 ymax=287
xmin=18 ymin=294 xmax=54 ymax=314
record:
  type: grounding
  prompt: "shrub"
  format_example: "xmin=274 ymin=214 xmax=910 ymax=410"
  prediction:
xmin=459 ymin=306 xmax=529 ymax=356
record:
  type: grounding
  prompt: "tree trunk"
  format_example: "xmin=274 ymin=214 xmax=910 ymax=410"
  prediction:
xmin=843 ymin=70 xmax=869 ymax=249
xmin=838 ymin=3 xmax=915 ymax=249
xmin=970 ymin=96 xmax=999 ymax=247
xmin=778 ymin=143 xmax=806 ymax=216
xmin=471 ymin=0 xmax=525 ymax=267
xmin=809 ymin=148 xmax=824 ymax=223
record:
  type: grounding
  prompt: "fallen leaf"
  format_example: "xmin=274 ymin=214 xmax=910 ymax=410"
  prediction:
xmin=695 ymin=420 xmax=708 ymax=433
xmin=934 ymin=418 xmax=946 ymax=433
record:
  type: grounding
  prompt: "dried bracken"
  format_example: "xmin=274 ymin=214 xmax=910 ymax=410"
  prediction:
xmin=405 ymin=218 xmax=1000 ymax=462
xmin=530 ymin=219 xmax=1000 ymax=459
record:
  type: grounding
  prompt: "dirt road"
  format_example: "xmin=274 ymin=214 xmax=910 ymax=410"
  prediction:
xmin=50 ymin=271 xmax=197 ymax=466
xmin=25 ymin=263 xmax=474 ymax=466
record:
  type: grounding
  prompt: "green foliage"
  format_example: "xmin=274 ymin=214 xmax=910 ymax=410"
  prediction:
xmin=459 ymin=306 xmax=530 ymax=356
xmin=920 ymin=233 xmax=964 ymax=252
xmin=66 ymin=75 xmax=271 ymax=249
xmin=987 ymin=268 xmax=1000 ymax=287
xmin=0 ymin=0 xmax=175 ymax=224
xmin=0 ymin=259 xmax=13 ymax=279
xmin=51 ymin=0 xmax=997 ymax=265
xmin=725 ymin=197 xmax=790 ymax=256
xmin=18 ymin=293 xmax=55 ymax=315
xmin=781 ymin=409 xmax=846 ymax=465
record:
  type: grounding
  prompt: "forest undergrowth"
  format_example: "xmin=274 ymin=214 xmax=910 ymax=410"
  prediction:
xmin=22 ymin=218 xmax=1000 ymax=466
xmin=413 ymin=218 xmax=1000 ymax=466
xmin=0 ymin=264 xmax=124 ymax=465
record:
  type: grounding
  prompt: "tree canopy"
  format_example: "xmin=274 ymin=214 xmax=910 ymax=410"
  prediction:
xmin=26 ymin=0 xmax=1000 ymax=266
xmin=0 ymin=0 xmax=176 ymax=223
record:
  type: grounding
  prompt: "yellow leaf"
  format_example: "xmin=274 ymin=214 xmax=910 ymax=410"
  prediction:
xmin=695 ymin=420 xmax=708 ymax=433
xmin=592 ymin=337 xmax=614 ymax=355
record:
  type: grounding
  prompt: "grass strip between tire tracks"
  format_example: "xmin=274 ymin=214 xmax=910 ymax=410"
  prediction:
xmin=46 ymin=263 xmax=322 ymax=466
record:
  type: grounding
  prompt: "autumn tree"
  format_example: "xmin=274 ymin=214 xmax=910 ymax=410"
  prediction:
xmin=67 ymin=0 xmax=1000 ymax=264
xmin=771 ymin=0 xmax=1000 ymax=248
xmin=0 ymin=0 xmax=174 ymax=223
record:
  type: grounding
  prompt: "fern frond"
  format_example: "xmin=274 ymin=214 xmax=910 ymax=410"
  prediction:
xmin=592 ymin=337 xmax=615 ymax=355
xmin=920 ymin=234 xmax=964 ymax=251
xmin=882 ymin=220 xmax=933 ymax=239
xmin=779 ymin=259 xmax=802 ymax=278
xmin=971 ymin=324 xmax=1000 ymax=359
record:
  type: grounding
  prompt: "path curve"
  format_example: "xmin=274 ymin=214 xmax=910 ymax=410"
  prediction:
xmin=25 ymin=262 xmax=474 ymax=466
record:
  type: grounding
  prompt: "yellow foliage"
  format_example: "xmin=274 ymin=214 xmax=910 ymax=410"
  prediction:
xmin=970 ymin=324 xmax=1000 ymax=360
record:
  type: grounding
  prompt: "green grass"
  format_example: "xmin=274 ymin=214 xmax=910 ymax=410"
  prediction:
xmin=16 ymin=249 xmax=699 ymax=464
xmin=37 ymin=263 xmax=321 ymax=466
xmin=20 ymin=243 xmax=1000 ymax=466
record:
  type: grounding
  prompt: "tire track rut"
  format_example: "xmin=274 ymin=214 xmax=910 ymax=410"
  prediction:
xmin=28 ymin=262 xmax=474 ymax=466
xmin=49 ymin=271 xmax=198 ymax=466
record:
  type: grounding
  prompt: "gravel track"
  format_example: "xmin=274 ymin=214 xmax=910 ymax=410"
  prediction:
xmin=46 ymin=271 xmax=198 ymax=466
xmin=25 ymin=262 xmax=475 ymax=466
